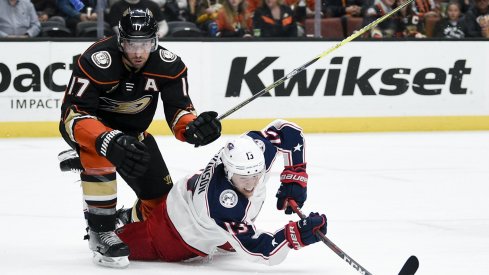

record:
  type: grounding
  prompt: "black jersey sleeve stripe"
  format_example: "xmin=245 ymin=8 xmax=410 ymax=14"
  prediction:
xmin=143 ymin=66 xmax=187 ymax=79
xmin=77 ymin=59 xmax=120 ymax=85
xmin=76 ymin=36 xmax=120 ymax=85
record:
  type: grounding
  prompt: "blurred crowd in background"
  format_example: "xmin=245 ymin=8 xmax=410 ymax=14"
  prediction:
xmin=0 ymin=0 xmax=488 ymax=39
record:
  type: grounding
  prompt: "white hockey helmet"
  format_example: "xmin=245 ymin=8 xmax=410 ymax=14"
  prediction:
xmin=221 ymin=136 xmax=265 ymax=181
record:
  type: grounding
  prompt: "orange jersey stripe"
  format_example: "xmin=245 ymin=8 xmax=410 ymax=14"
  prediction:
xmin=78 ymin=65 xmax=120 ymax=85
xmin=143 ymin=66 xmax=187 ymax=79
xmin=74 ymin=118 xmax=110 ymax=148
xmin=77 ymin=37 xmax=120 ymax=86
xmin=174 ymin=113 xmax=197 ymax=141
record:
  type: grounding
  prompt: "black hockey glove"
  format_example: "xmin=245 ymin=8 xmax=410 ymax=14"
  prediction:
xmin=96 ymin=130 xmax=150 ymax=179
xmin=184 ymin=111 xmax=222 ymax=146
xmin=276 ymin=163 xmax=308 ymax=214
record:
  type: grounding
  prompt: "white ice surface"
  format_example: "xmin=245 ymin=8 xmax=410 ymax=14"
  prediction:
xmin=1 ymin=132 xmax=488 ymax=275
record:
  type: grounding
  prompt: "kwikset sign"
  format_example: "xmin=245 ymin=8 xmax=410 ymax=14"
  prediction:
xmin=225 ymin=57 xmax=470 ymax=97
xmin=0 ymin=40 xmax=487 ymax=124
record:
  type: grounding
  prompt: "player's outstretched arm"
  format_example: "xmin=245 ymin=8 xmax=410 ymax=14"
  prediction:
xmin=217 ymin=212 xmax=326 ymax=265
xmin=249 ymin=119 xmax=309 ymax=214
xmin=217 ymin=220 xmax=291 ymax=266
xmin=284 ymin=212 xmax=327 ymax=250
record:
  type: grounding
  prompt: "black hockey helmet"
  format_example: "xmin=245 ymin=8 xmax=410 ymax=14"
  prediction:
xmin=118 ymin=8 xmax=159 ymax=53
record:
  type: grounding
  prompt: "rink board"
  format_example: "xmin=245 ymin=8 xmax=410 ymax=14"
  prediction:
xmin=0 ymin=40 xmax=488 ymax=137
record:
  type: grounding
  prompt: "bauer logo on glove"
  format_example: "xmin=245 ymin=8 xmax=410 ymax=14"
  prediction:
xmin=285 ymin=212 xmax=327 ymax=250
xmin=280 ymin=173 xmax=308 ymax=184
xmin=276 ymin=163 xmax=308 ymax=214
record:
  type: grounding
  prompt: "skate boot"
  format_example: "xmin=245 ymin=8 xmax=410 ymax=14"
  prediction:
xmin=86 ymin=229 xmax=130 ymax=268
xmin=58 ymin=149 xmax=84 ymax=173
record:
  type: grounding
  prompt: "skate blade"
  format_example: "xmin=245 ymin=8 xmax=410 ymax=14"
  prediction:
xmin=92 ymin=252 xmax=129 ymax=269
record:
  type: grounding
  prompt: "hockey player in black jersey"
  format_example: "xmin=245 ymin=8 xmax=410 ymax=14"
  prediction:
xmin=58 ymin=8 xmax=221 ymax=268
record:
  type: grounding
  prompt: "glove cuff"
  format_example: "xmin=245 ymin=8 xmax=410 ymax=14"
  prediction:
xmin=285 ymin=221 xmax=306 ymax=250
xmin=280 ymin=165 xmax=308 ymax=188
xmin=285 ymin=163 xmax=307 ymax=170
xmin=96 ymin=130 xmax=123 ymax=157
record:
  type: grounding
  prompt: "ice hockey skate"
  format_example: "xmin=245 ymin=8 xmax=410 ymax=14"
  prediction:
xmin=57 ymin=149 xmax=83 ymax=173
xmin=86 ymin=229 xmax=130 ymax=268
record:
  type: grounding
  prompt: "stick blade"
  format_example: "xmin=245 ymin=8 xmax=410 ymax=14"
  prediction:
xmin=398 ymin=256 xmax=419 ymax=275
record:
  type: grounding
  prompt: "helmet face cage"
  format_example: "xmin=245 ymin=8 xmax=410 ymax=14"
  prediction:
xmin=118 ymin=8 xmax=159 ymax=53
xmin=221 ymin=136 xmax=266 ymax=182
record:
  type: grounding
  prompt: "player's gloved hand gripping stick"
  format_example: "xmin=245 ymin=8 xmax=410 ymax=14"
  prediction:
xmin=184 ymin=111 xmax=222 ymax=147
xmin=276 ymin=164 xmax=308 ymax=214
xmin=288 ymin=199 xmax=419 ymax=275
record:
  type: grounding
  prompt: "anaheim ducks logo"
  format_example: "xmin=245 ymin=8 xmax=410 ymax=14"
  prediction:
xmin=99 ymin=95 xmax=153 ymax=114
xmin=91 ymin=51 xmax=112 ymax=69
xmin=160 ymin=49 xmax=177 ymax=63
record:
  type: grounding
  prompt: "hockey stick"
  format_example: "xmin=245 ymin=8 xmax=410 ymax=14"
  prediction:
xmin=288 ymin=200 xmax=419 ymax=275
xmin=217 ymin=0 xmax=414 ymax=121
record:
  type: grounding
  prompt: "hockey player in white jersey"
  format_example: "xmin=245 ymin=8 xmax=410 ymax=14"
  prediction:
xmin=114 ymin=119 xmax=327 ymax=265
xmin=60 ymin=119 xmax=327 ymax=266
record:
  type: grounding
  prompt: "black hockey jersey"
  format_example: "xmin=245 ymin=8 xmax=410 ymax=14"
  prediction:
xmin=60 ymin=36 xmax=196 ymax=146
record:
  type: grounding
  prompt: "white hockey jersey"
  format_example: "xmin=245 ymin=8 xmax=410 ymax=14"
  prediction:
xmin=166 ymin=119 xmax=307 ymax=265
